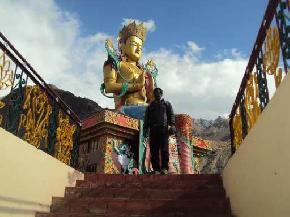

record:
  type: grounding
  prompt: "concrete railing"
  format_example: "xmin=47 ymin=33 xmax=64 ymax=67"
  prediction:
xmin=223 ymin=72 xmax=290 ymax=217
xmin=0 ymin=128 xmax=83 ymax=217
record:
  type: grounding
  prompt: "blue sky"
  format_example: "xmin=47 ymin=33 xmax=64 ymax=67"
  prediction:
xmin=0 ymin=0 xmax=271 ymax=119
xmin=56 ymin=0 xmax=268 ymax=60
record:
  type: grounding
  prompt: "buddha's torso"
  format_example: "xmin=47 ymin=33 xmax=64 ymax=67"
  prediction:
xmin=115 ymin=61 xmax=147 ymax=106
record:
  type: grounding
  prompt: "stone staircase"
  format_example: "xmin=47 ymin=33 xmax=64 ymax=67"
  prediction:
xmin=36 ymin=174 xmax=232 ymax=217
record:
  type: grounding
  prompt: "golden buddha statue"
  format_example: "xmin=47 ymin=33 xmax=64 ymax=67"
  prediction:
xmin=102 ymin=21 xmax=157 ymax=110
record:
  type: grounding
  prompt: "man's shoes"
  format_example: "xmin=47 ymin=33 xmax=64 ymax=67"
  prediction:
xmin=160 ymin=169 xmax=168 ymax=175
xmin=147 ymin=170 xmax=159 ymax=175
xmin=148 ymin=170 xmax=161 ymax=175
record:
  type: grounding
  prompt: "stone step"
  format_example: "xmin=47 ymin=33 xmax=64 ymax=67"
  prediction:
xmin=65 ymin=186 xmax=226 ymax=200
xmin=83 ymin=174 xmax=222 ymax=183
xmin=36 ymin=211 xmax=233 ymax=217
xmin=49 ymin=197 xmax=231 ymax=215
xmin=36 ymin=174 xmax=232 ymax=217
xmin=75 ymin=179 xmax=223 ymax=190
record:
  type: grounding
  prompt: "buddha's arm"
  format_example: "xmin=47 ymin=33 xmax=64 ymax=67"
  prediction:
xmin=103 ymin=64 xmax=143 ymax=93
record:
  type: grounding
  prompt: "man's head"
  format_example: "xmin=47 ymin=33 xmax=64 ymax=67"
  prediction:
xmin=154 ymin=87 xmax=163 ymax=101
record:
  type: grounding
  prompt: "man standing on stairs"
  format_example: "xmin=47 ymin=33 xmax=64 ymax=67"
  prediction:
xmin=144 ymin=87 xmax=176 ymax=175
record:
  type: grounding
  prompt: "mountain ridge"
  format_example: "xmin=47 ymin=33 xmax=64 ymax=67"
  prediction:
xmin=49 ymin=85 xmax=231 ymax=142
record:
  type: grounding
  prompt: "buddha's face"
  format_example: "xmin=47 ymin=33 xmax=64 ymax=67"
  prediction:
xmin=125 ymin=36 xmax=143 ymax=62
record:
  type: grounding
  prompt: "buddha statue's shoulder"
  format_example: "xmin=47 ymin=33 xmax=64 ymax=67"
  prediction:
xmin=103 ymin=55 xmax=120 ymax=71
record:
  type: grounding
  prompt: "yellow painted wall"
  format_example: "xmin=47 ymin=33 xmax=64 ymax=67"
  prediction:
xmin=0 ymin=128 xmax=83 ymax=217
xmin=223 ymin=73 xmax=290 ymax=217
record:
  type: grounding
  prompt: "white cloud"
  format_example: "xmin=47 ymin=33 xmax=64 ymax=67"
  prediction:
xmin=0 ymin=0 xmax=248 ymax=120
xmin=186 ymin=41 xmax=204 ymax=55
xmin=0 ymin=0 xmax=114 ymax=109
xmin=121 ymin=18 xmax=156 ymax=32
xmin=214 ymin=48 xmax=244 ymax=60
xmin=231 ymin=48 xmax=242 ymax=59
xmin=144 ymin=48 xmax=247 ymax=119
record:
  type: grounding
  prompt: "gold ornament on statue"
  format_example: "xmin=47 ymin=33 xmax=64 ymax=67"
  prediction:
xmin=145 ymin=59 xmax=157 ymax=75
xmin=106 ymin=38 xmax=113 ymax=49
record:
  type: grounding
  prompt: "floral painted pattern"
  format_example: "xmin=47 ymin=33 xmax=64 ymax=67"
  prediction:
xmin=104 ymin=138 xmax=121 ymax=174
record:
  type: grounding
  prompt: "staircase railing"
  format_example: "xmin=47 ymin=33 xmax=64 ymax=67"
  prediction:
xmin=229 ymin=0 xmax=290 ymax=153
xmin=0 ymin=31 xmax=81 ymax=168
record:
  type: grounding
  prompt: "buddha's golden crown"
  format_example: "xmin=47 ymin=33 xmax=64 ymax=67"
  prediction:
xmin=119 ymin=21 xmax=147 ymax=43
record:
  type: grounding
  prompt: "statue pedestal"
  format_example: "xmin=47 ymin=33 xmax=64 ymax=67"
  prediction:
xmin=79 ymin=109 xmax=211 ymax=175
xmin=79 ymin=109 xmax=139 ymax=174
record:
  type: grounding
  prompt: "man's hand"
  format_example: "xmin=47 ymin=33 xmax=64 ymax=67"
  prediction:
xmin=144 ymin=128 xmax=149 ymax=138
xmin=168 ymin=126 xmax=176 ymax=136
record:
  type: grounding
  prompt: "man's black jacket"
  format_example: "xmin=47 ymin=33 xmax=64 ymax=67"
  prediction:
xmin=144 ymin=99 xmax=175 ymax=133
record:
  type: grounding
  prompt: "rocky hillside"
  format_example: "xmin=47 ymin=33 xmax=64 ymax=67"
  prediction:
xmin=192 ymin=116 xmax=230 ymax=141
xmin=51 ymin=86 xmax=231 ymax=143
xmin=199 ymin=140 xmax=231 ymax=174
xmin=49 ymin=84 xmax=103 ymax=120
xmin=192 ymin=117 xmax=231 ymax=174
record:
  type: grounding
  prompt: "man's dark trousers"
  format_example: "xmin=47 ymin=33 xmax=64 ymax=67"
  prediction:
xmin=149 ymin=126 xmax=169 ymax=172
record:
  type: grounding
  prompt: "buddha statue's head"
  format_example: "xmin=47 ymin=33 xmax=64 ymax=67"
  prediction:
xmin=118 ymin=21 xmax=147 ymax=63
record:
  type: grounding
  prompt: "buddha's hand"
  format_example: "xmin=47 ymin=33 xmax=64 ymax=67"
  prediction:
xmin=128 ymin=83 xmax=143 ymax=92
xmin=128 ymin=71 xmax=145 ymax=92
